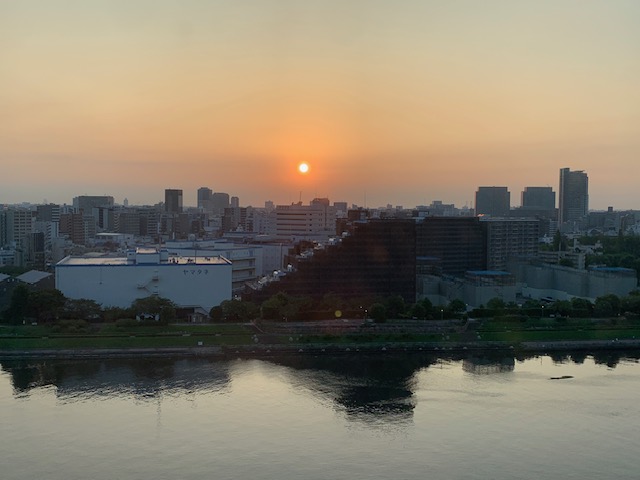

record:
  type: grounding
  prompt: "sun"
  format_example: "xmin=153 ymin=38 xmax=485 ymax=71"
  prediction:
xmin=298 ymin=163 xmax=310 ymax=174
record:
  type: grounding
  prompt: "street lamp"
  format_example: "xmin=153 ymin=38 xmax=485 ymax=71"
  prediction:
xmin=541 ymin=305 xmax=545 ymax=318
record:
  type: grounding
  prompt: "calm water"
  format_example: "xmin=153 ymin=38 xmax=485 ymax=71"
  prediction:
xmin=1 ymin=351 xmax=640 ymax=480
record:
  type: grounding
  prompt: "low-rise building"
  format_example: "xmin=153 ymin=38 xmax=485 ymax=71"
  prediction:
xmin=55 ymin=247 xmax=232 ymax=313
xmin=512 ymin=262 xmax=637 ymax=302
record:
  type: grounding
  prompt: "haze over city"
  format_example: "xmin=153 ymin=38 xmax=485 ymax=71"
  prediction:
xmin=2 ymin=0 xmax=639 ymax=209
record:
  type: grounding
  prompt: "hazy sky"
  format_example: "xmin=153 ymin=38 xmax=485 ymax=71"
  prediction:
xmin=1 ymin=0 xmax=639 ymax=209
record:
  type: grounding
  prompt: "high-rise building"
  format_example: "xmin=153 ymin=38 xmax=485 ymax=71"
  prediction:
xmin=481 ymin=217 xmax=540 ymax=271
xmin=1 ymin=208 xmax=35 ymax=248
xmin=211 ymin=193 xmax=230 ymax=214
xmin=475 ymin=187 xmax=510 ymax=217
xmin=164 ymin=189 xmax=183 ymax=214
xmin=59 ymin=212 xmax=91 ymax=245
xmin=558 ymin=168 xmax=588 ymax=225
xmin=230 ymin=196 xmax=240 ymax=208
xmin=72 ymin=196 xmax=114 ymax=213
xmin=416 ymin=217 xmax=487 ymax=275
xmin=197 ymin=187 xmax=212 ymax=210
xmin=36 ymin=203 xmax=61 ymax=223
xmin=521 ymin=187 xmax=555 ymax=211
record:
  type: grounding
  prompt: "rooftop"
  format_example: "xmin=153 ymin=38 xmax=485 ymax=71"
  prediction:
xmin=57 ymin=253 xmax=230 ymax=267
xmin=467 ymin=270 xmax=513 ymax=276
xmin=16 ymin=270 xmax=52 ymax=284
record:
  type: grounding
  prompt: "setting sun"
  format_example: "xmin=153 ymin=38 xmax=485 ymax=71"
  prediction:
xmin=298 ymin=163 xmax=310 ymax=174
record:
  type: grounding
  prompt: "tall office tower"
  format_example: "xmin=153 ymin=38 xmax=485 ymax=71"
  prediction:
xmin=164 ymin=189 xmax=183 ymax=214
xmin=521 ymin=187 xmax=555 ymax=210
xmin=230 ymin=196 xmax=240 ymax=208
xmin=558 ymin=168 xmax=588 ymax=225
xmin=211 ymin=192 xmax=230 ymax=215
xmin=197 ymin=187 xmax=212 ymax=210
xmin=475 ymin=187 xmax=511 ymax=216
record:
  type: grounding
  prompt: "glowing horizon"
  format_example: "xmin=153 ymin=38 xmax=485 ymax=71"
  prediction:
xmin=1 ymin=1 xmax=639 ymax=209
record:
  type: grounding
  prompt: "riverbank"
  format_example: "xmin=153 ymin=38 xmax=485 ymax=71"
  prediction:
xmin=3 ymin=317 xmax=640 ymax=359
xmin=2 ymin=338 xmax=640 ymax=359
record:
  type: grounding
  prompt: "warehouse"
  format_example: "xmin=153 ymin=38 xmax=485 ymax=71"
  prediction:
xmin=55 ymin=248 xmax=231 ymax=313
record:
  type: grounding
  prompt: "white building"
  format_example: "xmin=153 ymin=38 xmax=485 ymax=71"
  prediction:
xmin=268 ymin=200 xmax=337 ymax=241
xmin=55 ymin=247 xmax=232 ymax=313
xmin=163 ymin=240 xmax=263 ymax=293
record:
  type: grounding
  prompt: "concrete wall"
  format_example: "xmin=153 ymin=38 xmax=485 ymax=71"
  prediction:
xmin=514 ymin=263 xmax=637 ymax=301
xmin=464 ymin=284 xmax=516 ymax=308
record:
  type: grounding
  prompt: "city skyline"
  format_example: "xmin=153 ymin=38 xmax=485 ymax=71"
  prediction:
xmin=2 ymin=1 xmax=639 ymax=209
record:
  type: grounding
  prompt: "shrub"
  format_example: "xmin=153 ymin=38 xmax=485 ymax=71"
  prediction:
xmin=115 ymin=318 xmax=139 ymax=329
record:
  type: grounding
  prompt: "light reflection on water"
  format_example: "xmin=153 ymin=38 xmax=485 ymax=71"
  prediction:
xmin=1 ymin=351 xmax=640 ymax=480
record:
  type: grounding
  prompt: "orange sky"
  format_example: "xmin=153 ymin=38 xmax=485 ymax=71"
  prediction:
xmin=1 ymin=1 xmax=639 ymax=209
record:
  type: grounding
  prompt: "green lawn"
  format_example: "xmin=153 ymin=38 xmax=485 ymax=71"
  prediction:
xmin=0 ymin=322 xmax=256 ymax=350
xmin=2 ymin=319 xmax=640 ymax=351
xmin=478 ymin=328 xmax=640 ymax=343
xmin=0 ymin=334 xmax=254 ymax=350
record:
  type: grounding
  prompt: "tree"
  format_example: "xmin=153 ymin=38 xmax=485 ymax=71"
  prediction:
xmin=130 ymin=296 xmax=177 ymax=324
xmin=103 ymin=306 xmax=134 ymax=322
xmin=621 ymin=294 xmax=640 ymax=315
xmin=64 ymin=298 xmax=103 ymax=321
xmin=558 ymin=258 xmax=574 ymax=268
xmin=571 ymin=298 xmax=593 ymax=318
xmin=369 ymin=303 xmax=387 ymax=323
xmin=218 ymin=299 xmax=259 ymax=322
xmin=599 ymin=294 xmax=621 ymax=315
xmin=523 ymin=299 xmax=541 ymax=309
xmin=448 ymin=299 xmax=466 ymax=314
xmin=385 ymin=295 xmax=406 ymax=319
xmin=209 ymin=305 xmax=223 ymax=322
xmin=408 ymin=303 xmax=426 ymax=320
xmin=261 ymin=292 xmax=289 ymax=320
xmin=594 ymin=294 xmax=621 ymax=318
xmin=550 ymin=300 xmax=572 ymax=317
xmin=260 ymin=292 xmax=306 ymax=321
xmin=486 ymin=297 xmax=506 ymax=311
xmin=3 ymin=284 xmax=30 ymax=325
xmin=28 ymin=289 xmax=66 ymax=323
xmin=553 ymin=230 xmax=568 ymax=252
xmin=420 ymin=298 xmax=433 ymax=317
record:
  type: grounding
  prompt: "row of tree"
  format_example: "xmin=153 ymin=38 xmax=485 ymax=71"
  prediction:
xmin=210 ymin=293 xmax=467 ymax=323
xmin=471 ymin=293 xmax=640 ymax=319
xmin=1 ymin=285 xmax=177 ymax=325
xmin=4 ymin=284 xmax=639 ymax=327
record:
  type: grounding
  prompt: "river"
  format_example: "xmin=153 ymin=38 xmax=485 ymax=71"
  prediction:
xmin=1 ymin=351 xmax=639 ymax=480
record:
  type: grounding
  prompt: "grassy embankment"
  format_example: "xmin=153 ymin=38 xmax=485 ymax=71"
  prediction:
xmin=2 ymin=317 xmax=640 ymax=351
xmin=476 ymin=317 xmax=640 ymax=343
xmin=0 ymin=323 xmax=254 ymax=350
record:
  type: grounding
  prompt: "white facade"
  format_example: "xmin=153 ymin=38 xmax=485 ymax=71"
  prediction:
xmin=268 ymin=202 xmax=337 ymax=241
xmin=55 ymin=248 xmax=232 ymax=312
xmin=163 ymin=240 xmax=263 ymax=293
